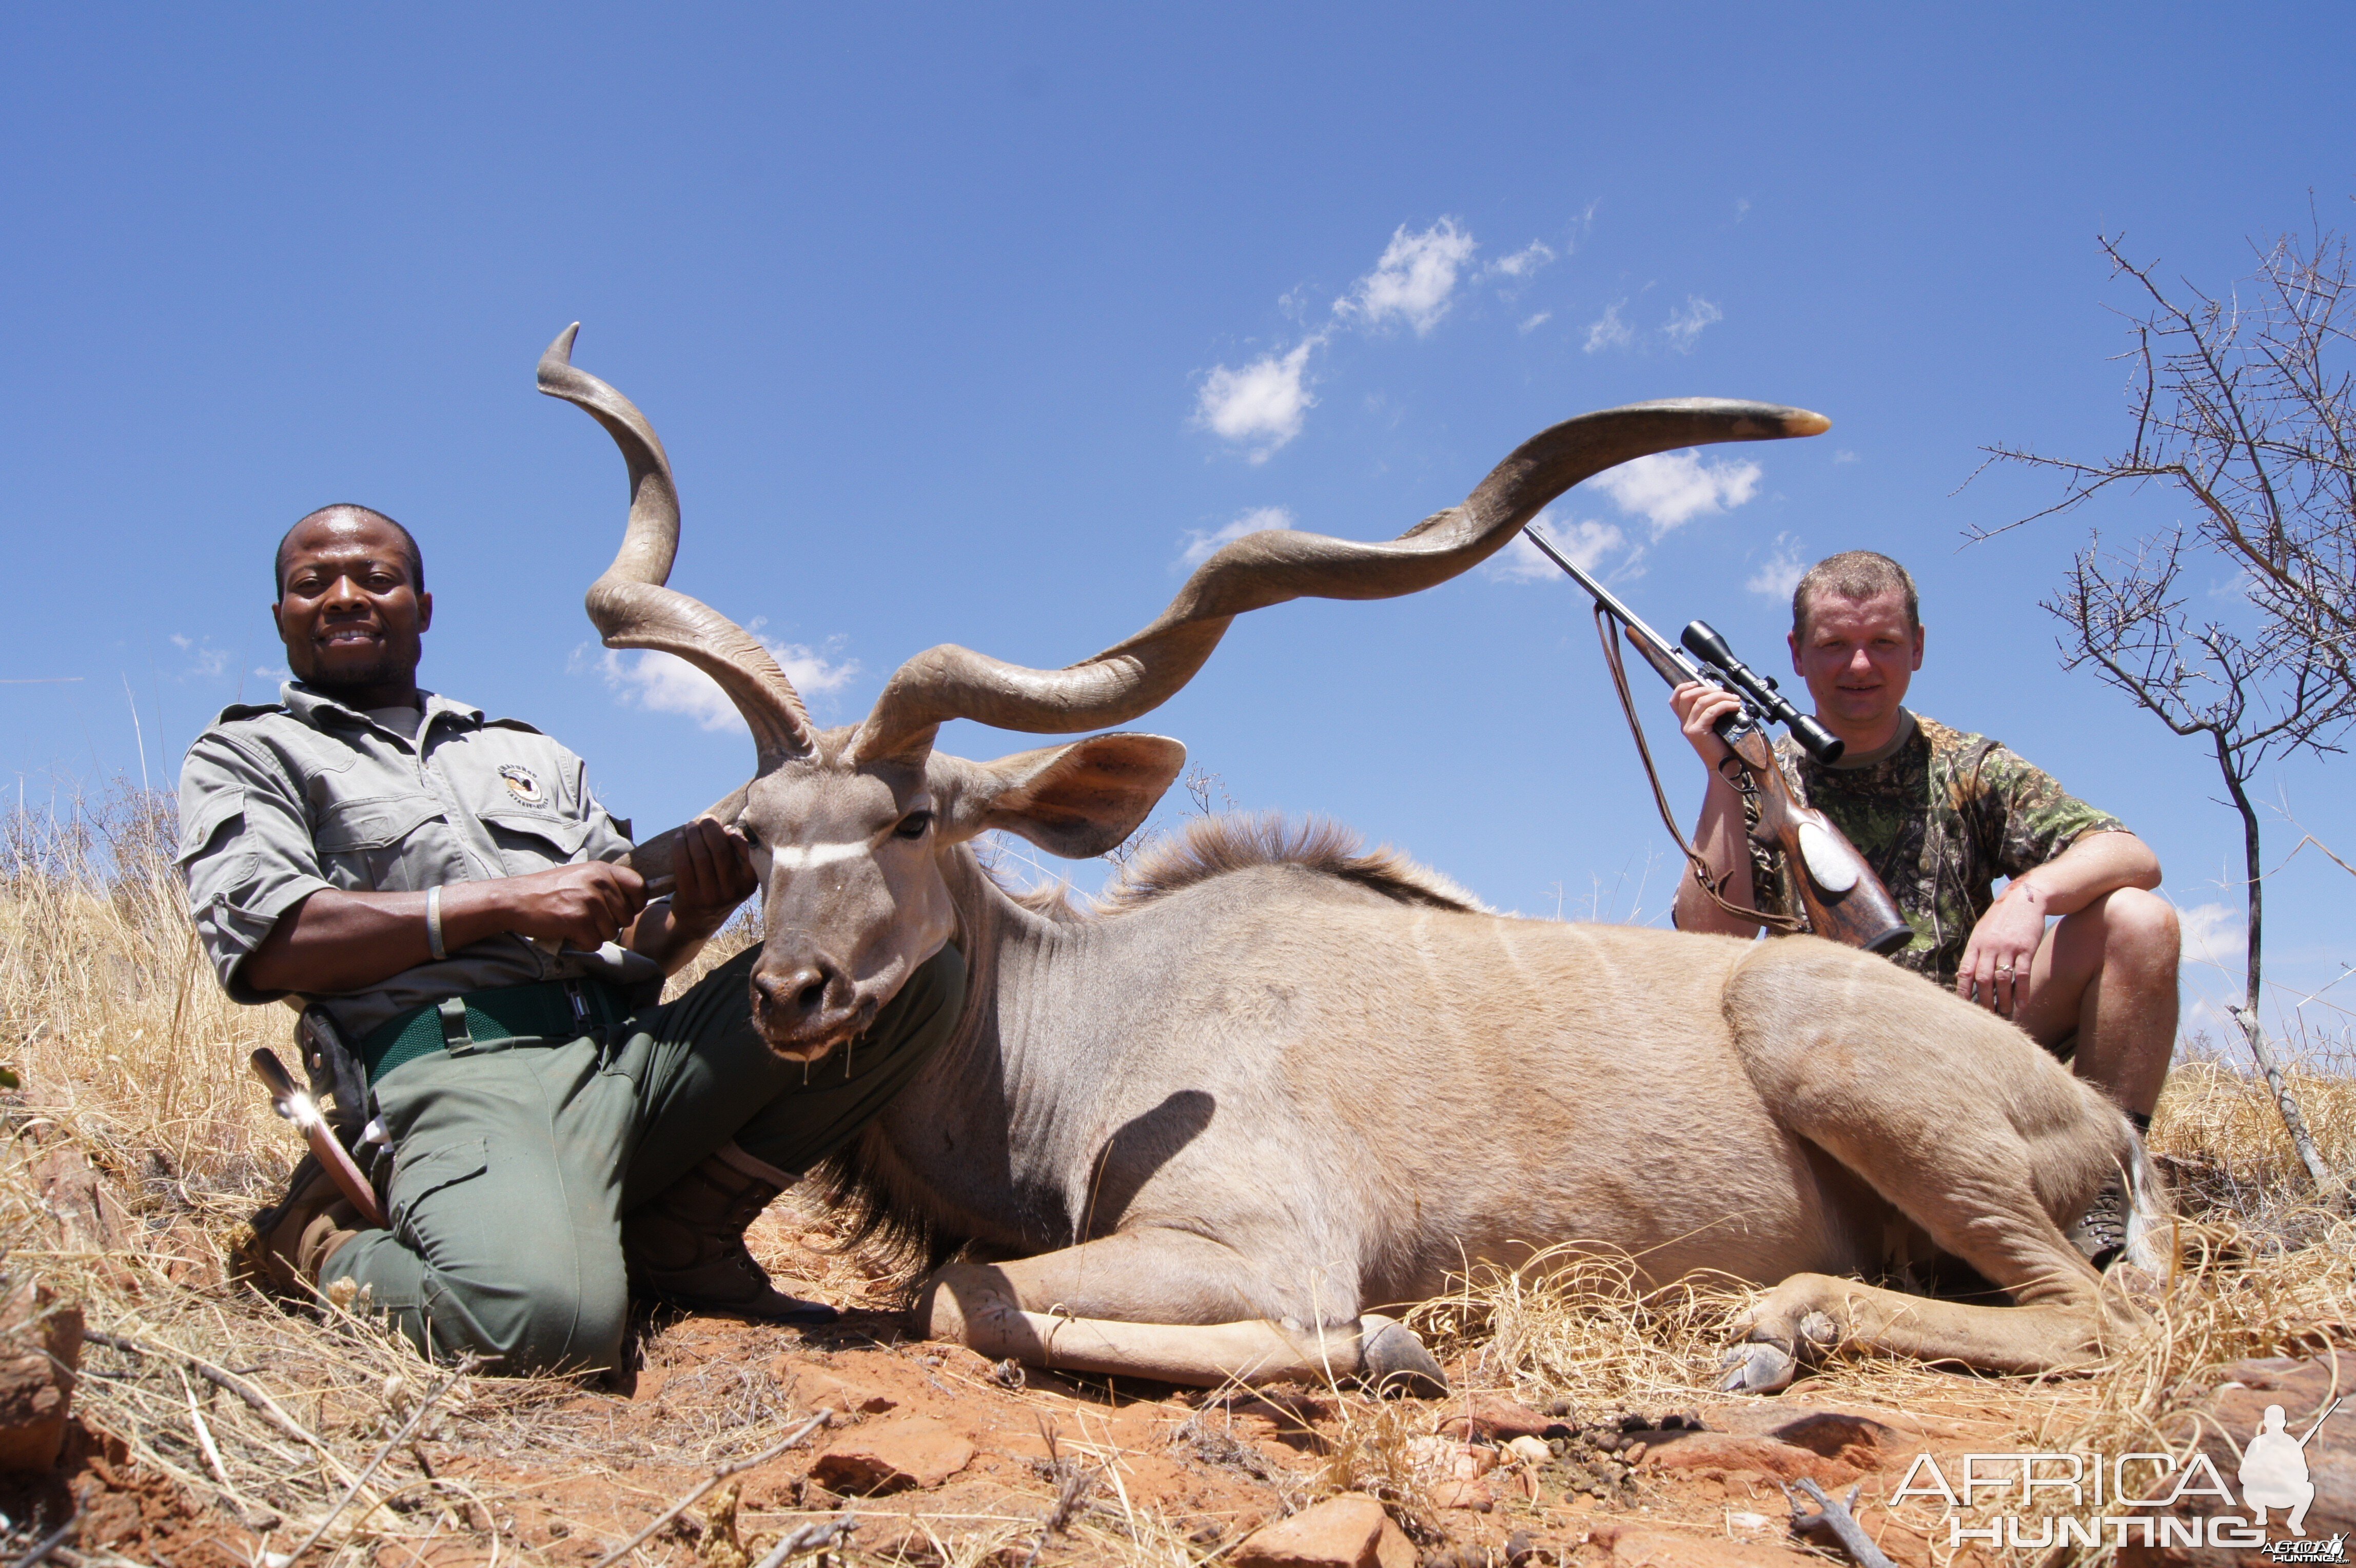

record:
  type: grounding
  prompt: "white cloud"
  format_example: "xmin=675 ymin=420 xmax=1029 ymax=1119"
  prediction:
xmin=1583 ymin=300 xmax=1633 ymax=354
xmin=1745 ymin=534 xmax=1807 ymax=599
xmin=1488 ymin=511 xmax=1628 ymax=582
xmin=1518 ymin=311 xmax=1552 ymax=335
xmin=1487 ymin=240 xmax=1555 ymax=281
xmin=1595 ymin=449 xmax=1763 ymax=538
xmin=1732 ymin=198 xmax=1752 ymax=224
xmin=2178 ymin=901 xmax=2245 ymax=973
xmin=596 ymin=636 xmax=857 ymax=733
xmin=171 ymin=634 xmax=231 ymax=679
xmin=1337 ymin=219 xmax=1478 ymax=335
xmin=1195 ymin=340 xmax=1318 ymax=461
xmin=1180 ymin=505 xmax=1294 ymax=569
xmin=1832 ymin=449 xmax=1860 ymax=465
xmin=1663 ymin=295 xmax=1723 ymax=351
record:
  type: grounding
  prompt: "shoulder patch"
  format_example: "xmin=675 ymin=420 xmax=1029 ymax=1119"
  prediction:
xmin=497 ymin=763 xmax=548 ymax=807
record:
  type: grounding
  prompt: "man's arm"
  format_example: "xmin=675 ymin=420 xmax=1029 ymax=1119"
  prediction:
xmin=242 ymin=819 xmax=756 ymax=994
xmin=1955 ymin=831 xmax=2161 ymax=1016
xmin=618 ymin=819 xmax=757 ymax=976
xmin=1668 ymin=681 xmax=1766 ymax=936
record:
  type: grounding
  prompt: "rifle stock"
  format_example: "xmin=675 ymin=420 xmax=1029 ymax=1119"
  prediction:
xmin=1725 ymin=731 xmax=1913 ymax=955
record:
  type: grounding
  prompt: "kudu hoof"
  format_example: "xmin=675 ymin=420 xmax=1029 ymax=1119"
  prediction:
xmin=1358 ymin=1314 xmax=1449 ymax=1399
xmin=1716 ymin=1340 xmax=1798 ymax=1395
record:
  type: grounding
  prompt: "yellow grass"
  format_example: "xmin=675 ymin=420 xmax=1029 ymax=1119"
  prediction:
xmin=4 ymin=787 xmax=2351 ymax=1567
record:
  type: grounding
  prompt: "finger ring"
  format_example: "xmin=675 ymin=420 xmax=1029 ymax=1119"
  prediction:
xmin=1996 ymin=964 xmax=2015 ymax=975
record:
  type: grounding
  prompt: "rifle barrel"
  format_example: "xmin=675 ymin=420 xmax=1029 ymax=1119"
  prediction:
xmin=1520 ymin=526 xmax=1705 ymax=686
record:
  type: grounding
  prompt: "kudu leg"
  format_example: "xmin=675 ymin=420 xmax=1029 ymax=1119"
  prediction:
xmin=913 ymin=1229 xmax=1446 ymax=1394
xmin=1718 ymin=944 xmax=2153 ymax=1393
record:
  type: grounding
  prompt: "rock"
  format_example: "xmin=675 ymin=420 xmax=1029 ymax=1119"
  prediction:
xmin=1586 ymin=1521 xmax=1822 ymax=1565
xmin=776 ymin=1364 xmax=898 ymax=1416
xmin=34 ymin=1145 xmax=123 ymax=1253
xmin=1437 ymin=1397 xmax=1568 ymax=1442
xmin=1505 ymin=1435 xmax=1553 ymax=1466
xmin=1229 ymin=1494 xmax=1415 ymax=1568
xmin=1643 ymin=1432 xmax=1867 ymax=1486
xmin=0 ymin=1276 xmax=83 ymax=1471
xmin=807 ymin=1416 xmax=973 ymax=1495
xmin=2120 ymin=1349 xmax=2354 ymax=1566
xmin=1430 ymin=1477 xmax=1494 ymax=1512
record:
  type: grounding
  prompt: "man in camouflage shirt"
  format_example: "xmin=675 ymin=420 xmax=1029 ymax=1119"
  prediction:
xmin=1667 ymin=552 xmax=2180 ymax=1141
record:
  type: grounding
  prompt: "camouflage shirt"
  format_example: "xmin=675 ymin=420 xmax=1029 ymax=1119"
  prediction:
xmin=1744 ymin=711 xmax=2129 ymax=986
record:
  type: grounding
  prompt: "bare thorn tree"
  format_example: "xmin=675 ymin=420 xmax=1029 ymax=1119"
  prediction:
xmin=1978 ymin=210 xmax=2356 ymax=1192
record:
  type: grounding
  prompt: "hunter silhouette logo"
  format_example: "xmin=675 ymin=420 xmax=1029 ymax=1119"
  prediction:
xmin=1891 ymin=1395 xmax=2343 ymax=1554
xmin=2251 ymin=1396 xmax=2343 ymax=1561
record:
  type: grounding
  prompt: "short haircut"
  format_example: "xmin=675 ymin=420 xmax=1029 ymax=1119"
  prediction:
xmin=276 ymin=505 xmax=425 ymax=597
xmin=1792 ymin=551 xmax=1918 ymax=642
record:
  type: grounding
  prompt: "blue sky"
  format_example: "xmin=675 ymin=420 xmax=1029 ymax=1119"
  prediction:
xmin=3 ymin=5 xmax=2350 ymax=1052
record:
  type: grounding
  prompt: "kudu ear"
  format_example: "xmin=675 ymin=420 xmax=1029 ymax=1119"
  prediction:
xmin=939 ymin=734 xmax=1186 ymax=858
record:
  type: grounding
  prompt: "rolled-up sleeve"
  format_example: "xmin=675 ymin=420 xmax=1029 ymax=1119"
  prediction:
xmin=177 ymin=735 xmax=331 ymax=1002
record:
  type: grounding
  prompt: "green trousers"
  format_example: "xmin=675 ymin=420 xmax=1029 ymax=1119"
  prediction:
xmin=326 ymin=943 xmax=966 ymax=1373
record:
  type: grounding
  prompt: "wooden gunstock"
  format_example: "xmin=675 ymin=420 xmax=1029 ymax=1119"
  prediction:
xmin=1727 ymin=733 xmax=1913 ymax=956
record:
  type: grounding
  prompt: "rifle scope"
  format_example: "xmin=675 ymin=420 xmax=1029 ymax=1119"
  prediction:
xmin=1680 ymin=620 xmax=1847 ymax=765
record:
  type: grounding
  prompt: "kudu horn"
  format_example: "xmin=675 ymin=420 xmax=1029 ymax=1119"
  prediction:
xmin=846 ymin=400 xmax=1830 ymax=762
xmin=539 ymin=324 xmax=819 ymax=773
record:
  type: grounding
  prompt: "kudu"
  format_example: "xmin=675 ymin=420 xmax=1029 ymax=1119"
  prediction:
xmin=540 ymin=325 xmax=2162 ymax=1396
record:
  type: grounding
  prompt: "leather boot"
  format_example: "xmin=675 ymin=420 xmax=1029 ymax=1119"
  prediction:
xmin=229 ymin=1152 xmax=362 ymax=1299
xmin=624 ymin=1143 xmax=838 ymax=1324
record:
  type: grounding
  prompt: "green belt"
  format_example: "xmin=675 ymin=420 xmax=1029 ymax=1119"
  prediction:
xmin=360 ymin=978 xmax=629 ymax=1085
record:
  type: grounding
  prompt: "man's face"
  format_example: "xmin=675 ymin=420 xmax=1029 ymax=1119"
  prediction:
xmin=273 ymin=515 xmax=433 ymax=693
xmin=1788 ymin=589 xmax=1923 ymax=734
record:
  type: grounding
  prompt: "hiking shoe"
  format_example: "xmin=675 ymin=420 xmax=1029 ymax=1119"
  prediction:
xmin=229 ymin=1153 xmax=362 ymax=1298
xmin=2067 ymin=1179 xmax=2128 ymax=1271
xmin=623 ymin=1144 xmax=838 ymax=1325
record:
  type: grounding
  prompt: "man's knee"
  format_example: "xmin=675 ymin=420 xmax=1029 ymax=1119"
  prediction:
xmin=440 ymin=1256 xmax=631 ymax=1375
xmin=2095 ymin=887 xmax=2180 ymax=977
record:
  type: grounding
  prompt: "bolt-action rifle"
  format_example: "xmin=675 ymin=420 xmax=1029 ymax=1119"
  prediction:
xmin=1522 ymin=527 xmax=1913 ymax=956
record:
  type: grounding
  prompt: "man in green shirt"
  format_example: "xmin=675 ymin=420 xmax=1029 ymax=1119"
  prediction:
xmin=1668 ymin=552 xmax=2180 ymax=1217
xmin=179 ymin=504 xmax=964 ymax=1371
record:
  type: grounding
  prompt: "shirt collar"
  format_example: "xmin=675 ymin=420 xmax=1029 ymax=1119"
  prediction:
xmin=281 ymin=681 xmax=484 ymax=738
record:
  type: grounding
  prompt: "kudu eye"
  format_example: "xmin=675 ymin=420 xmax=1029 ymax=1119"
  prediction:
xmin=737 ymin=822 xmax=762 ymax=849
xmin=893 ymin=810 xmax=933 ymax=841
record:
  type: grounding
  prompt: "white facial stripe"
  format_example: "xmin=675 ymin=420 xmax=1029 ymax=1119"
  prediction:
xmin=765 ymin=839 xmax=874 ymax=871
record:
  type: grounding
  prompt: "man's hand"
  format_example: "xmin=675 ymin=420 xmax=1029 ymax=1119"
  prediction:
xmin=490 ymin=861 xmax=650 ymax=948
xmin=1958 ymin=881 xmax=2046 ymax=1018
xmin=1671 ymin=681 xmax=1743 ymax=767
xmin=665 ymin=818 xmax=758 ymax=938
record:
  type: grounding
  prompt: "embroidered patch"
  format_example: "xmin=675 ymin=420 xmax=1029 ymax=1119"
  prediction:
xmin=498 ymin=764 xmax=546 ymax=806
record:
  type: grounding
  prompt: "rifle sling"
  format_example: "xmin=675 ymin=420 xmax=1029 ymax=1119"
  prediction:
xmin=1593 ymin=606 xmax=1808 ymax=936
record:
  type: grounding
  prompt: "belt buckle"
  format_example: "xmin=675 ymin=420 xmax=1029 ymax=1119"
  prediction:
xmin=564 ymin=980 xmax=592 ymax=1034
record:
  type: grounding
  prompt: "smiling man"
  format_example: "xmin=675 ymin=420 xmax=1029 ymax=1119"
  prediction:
xmin=175 ymin=504 xmax=964 ymax=1371
xmin=1666 ymin=551 xmax=2178 ymax=1260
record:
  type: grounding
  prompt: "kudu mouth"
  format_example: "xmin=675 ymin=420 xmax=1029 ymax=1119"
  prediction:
xmin=748 ymin=946 xmax=878 ymax=1063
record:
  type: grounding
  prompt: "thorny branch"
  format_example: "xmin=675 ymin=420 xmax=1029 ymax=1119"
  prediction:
xmin=1978 ymin=203 xmax=2356 ymax=1192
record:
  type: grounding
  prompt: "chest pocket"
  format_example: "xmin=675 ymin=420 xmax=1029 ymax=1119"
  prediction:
xmin=315 ymin=797 xmax=451 ymax=892
xmin=478 ymin=809 xmax=590 ymax=876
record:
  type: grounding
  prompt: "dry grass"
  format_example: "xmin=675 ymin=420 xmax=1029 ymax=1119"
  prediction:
xmin=4 ymin=786 xmax=2353 ymax=1568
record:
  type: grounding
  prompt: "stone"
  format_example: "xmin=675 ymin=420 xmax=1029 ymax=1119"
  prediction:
xmin=1643 ymin=1432 xmax=1867 ymax=1486
xmin=775 ymin=1364 xmax=898 ymax=1416
xmin=0 ymin=1276 xmax=83 ymax=1471
xmin=1586 ymin=1521 xmax=1822 ymax=1565
xmin=1230 ymin=1494 xmax=1415 ymax=1568
xmin=1430 ymin=1478 xmax=1495 ymax=1512
xmin=2119 ymin=1349 xmax=2354 ymax=1566
xmin=807 ymin=1416 xmax=973 ymax=1495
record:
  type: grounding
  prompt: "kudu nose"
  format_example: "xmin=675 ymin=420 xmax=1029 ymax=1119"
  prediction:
xmin=750 ymin=946 xmax=858 ymax=1056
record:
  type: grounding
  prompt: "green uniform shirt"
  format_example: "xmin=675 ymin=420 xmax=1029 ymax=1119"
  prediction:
xmin=175 ymin=682 xmax=637 ymax=1042
xmin=1746 ymin=710 xmax=2129 ymax=987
